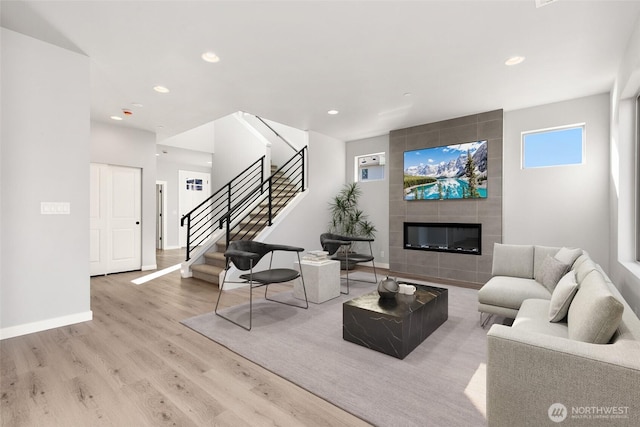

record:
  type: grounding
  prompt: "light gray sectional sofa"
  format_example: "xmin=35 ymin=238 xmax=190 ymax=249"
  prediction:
xmin=479 ymin=243 xmax=640 ymax=426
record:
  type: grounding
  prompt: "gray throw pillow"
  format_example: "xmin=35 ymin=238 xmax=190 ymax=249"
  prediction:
xmin=536 ymin=255 xmax=570 ymax=292
xmin=548 ymin=270 xmax=579 ymax=322
xmin=554 ymin=247 xmax=583 ymax=269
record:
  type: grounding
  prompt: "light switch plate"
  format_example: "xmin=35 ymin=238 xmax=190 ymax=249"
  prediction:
xmin=41 ymin=202 xmax=71 ymax=215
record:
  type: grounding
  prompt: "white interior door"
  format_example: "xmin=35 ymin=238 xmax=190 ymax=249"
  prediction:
xmin=109 ymin=165 xmax=142 ymax=273
xmin=178 ymin=170 xmax=211 ymax=248
xmin=90 ymin=163 xmax=142 ymax=275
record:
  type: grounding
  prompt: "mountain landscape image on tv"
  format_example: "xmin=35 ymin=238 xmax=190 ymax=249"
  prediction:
xmin=404 ymin=140 xmax=488 ymax=201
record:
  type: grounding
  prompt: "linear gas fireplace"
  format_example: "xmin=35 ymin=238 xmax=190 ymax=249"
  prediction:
xmin=404 ymin=222 xmax=482 ymax=255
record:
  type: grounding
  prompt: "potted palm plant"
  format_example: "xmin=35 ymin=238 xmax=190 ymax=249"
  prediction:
xmin=328 ymin=182 xmax=376 ymax=269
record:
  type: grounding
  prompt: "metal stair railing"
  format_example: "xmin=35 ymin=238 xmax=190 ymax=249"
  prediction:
xmin=253 ymin=115 xmax=298 ymax=152
xmin=219 ymin=146 xmax=307 ymax=244
xmin=180 ymin=156 xmax=265 ymax=261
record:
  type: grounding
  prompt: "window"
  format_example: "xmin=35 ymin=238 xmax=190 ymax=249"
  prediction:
xmin=355 ymin=152 xmax=385 ymax=182
xmin=522 ymin=124 xmax=585 ymax=169
xmin=186 ymin=178 xmax=203 ymax=191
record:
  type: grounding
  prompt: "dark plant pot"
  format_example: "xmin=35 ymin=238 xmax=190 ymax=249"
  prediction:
xmin=340 ymin=260 xmax=358 ymax=270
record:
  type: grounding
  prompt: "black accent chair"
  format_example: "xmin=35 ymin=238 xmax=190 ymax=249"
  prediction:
xmin=215 ymin=240 xmax=308 ymax=331
xmin=320 ymin=233 xmax=378 ymax=294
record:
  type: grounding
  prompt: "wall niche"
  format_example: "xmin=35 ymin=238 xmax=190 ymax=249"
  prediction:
xmin=388 ymin=110 xmax=503 ymax=286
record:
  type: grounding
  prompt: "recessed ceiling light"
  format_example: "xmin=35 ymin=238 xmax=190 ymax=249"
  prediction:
xmin=327 ymin=109 xmax=339 ymax=115
xmin=505 ymin=56 xmax=525 ymax=66
xmin=154 ymin=85 xmax=170 ymax=93
xmin=110 ymin=115 xmax=123 ymax=121
xmin=201 ymin=51 xmax=220 ymax=63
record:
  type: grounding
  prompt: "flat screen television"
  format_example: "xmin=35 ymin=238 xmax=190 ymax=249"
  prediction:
xmin=403 ymin=140 xmax=488 ymax=201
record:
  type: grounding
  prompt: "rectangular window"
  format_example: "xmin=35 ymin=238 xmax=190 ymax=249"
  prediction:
xmin=522 ymin=124 xmax=585 ymax=169
xmin=355 ymin=152 xmax=385 ymax=182
xmin=186 ymin=178 xmax=203 ymax=191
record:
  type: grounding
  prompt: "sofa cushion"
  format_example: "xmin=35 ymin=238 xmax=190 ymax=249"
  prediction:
xmin=533 ymin=245 xmax=560 ymax=279
xmin=513 ymin=299 xmax=569 ymax=338
xmin=568 ymin=271 xmax=624 ymax=344
xmin=572 ymin=253 xmax=591 ymax=271
xmin=479 ymin=276 xmax=552 ymax=310
xmin=575 ymin=258 xmax=598 ymax=283
xmin=554 ymin=247 xmax=583 ymax=268
xmin=548 ymin=270 xmax=579 ymax=322
xmin=536 ymin=255 xmax=570 ymax=292
xmin=492 ymin=243 xmax=534 ymax=278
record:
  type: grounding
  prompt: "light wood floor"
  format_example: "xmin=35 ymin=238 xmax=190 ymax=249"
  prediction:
xmin=0 ymin=249 xmax=371 ymax=426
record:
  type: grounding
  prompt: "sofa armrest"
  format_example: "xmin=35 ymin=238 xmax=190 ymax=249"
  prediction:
xmin=487 ymin=324 xmax=640 ymax=426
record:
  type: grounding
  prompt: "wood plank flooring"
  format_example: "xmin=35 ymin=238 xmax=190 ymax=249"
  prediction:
xmin=1 ymin=249 xmax=371 ymax=427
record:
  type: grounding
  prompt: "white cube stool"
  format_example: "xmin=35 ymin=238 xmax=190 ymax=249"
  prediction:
xmin=293 ymin=260 xmax=340 ymax=304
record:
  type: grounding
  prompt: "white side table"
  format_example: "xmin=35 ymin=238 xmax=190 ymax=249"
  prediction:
xmin=293 ymin=260 xmax=340 ymax=304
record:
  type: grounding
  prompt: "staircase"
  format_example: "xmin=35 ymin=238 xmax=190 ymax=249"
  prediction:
xmin=190 ymin=165 xmax=298 ymax=286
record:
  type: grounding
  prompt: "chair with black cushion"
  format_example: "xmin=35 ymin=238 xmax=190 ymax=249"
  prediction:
xmin=215 ymin=240 xmax=308 ymax=330
xmin=320 ymin=233 xmax=378 ymax=294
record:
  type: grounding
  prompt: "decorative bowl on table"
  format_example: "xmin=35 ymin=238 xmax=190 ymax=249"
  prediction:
xmin=377 ymin=276 xmax=399 ymax=299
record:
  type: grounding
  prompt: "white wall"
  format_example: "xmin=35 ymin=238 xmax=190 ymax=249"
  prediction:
xmin=242 ymin=115 xmax=308 ymax=169
xmin=609 ymin=16 xmax=640 ymax=316
xmin=156 ymin=146 xmax=213 ymax=249
xmin=90 ymin=121 xmax=157 ymax=270
xmin=212 ymin=113 xmax=269 ymax=188
xmin=160 ymin=120 xmax=215 ymax=153
xmin=345 ymin=135 xmax=390 ymax=268
xmin=1 ymin=29 xmax=92 ymax=338
xmin=503 ymin=94 xmax=611 ymax=270
xmin=261 ymin=131 xmax=346 ymax=266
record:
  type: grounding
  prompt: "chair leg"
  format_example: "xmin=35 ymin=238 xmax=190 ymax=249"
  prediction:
xmin=296 ymin=256 xmax=309 ymax=308
xmin=263 ymin=253 xmax=309 ymax=309
xmin=480 ymin=312 xmax=493 ymax=328
xmin=370 ymin=241 xmax=378 ymax=283
xmin=215 ymin=260 xmax=253 ymax=331
xmin=340 ymin=242 xmax=377 ymax=290
xmin=341 ymin=250 xmax=350 ymax=295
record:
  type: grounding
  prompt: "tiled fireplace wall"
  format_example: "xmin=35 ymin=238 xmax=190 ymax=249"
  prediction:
xmin=389 ymin=110 xmax=503 ymax=286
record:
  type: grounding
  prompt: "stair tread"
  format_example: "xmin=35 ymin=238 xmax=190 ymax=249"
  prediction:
xmin=191 ymin=263 xmax=224 ymax=274
xmin=203 ymin=251 xmax=225 ymax=261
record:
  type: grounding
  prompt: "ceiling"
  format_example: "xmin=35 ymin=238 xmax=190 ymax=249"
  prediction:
xmin=2 ymin=0 xmax=639 ymax=143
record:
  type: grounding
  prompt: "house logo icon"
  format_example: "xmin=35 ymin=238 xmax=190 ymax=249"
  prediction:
xmin=548 ymin=403 xmax=568 ymax=423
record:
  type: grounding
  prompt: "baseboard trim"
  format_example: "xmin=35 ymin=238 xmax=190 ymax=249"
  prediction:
xmin=0 ymin=311 xmax=93 ymax=340
xmin=141 ymin=264 xmax=157 ymax=271
xmin=387 ymin=270 xmax=482 ymax=290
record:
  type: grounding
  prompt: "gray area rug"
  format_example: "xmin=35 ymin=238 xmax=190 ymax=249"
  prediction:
xmin=181 ymin=273 xmax=488 ymax=427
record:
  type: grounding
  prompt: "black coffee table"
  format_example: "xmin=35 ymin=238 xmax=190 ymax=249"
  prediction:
xmin=342 ymin=283 xmax=448 ymax=359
